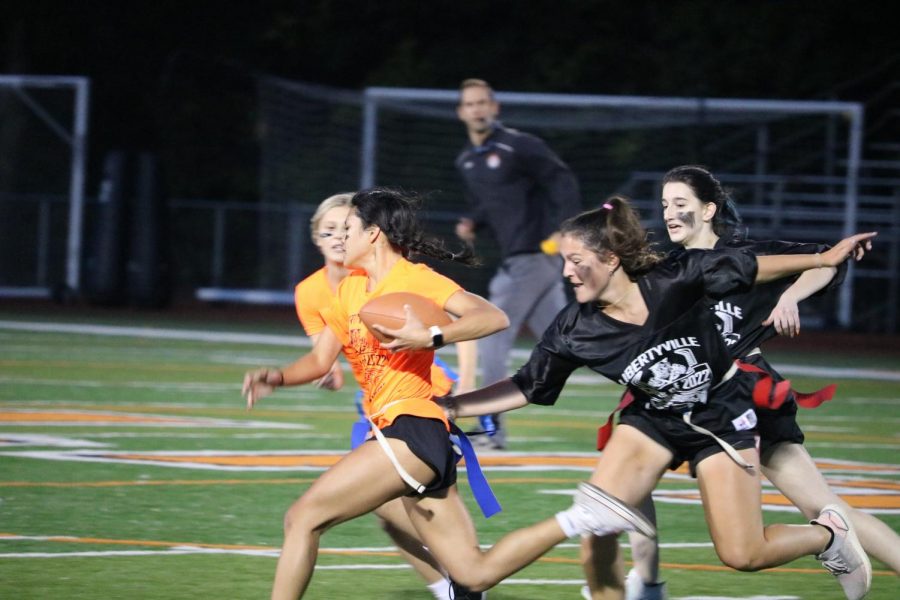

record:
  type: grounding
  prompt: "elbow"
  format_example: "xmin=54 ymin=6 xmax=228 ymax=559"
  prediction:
xmin=494 ymin=309 xmax=511 ymax=332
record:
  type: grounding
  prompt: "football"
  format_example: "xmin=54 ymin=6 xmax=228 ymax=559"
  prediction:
xmin=359 ymin=292 xmax=452 ymax=344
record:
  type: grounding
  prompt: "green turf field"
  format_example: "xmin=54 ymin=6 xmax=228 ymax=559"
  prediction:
xmin=0 ymin=308 xmax=897 ymax=599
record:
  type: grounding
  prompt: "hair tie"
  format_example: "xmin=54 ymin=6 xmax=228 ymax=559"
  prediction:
xmin=602 ymin=203 xmax=613 ymax=210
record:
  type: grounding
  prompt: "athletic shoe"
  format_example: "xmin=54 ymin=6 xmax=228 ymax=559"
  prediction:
xmin=625 ymin=568 xmax=667 ymax=600
xmin=572 ymin=482 xmax=657 ymax=539
xmin=579 ymin=569 xmax=667 ymax=600
xmin=467 ymin=414 xmax=506 ymax=450
xmin=811 ymin=504 xmax=872 ymax=600
xmin=450 ymin=580 xmax=486 ymax=599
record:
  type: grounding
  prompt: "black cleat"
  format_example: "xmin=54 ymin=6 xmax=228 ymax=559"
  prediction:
xmin=450 ymin=580 xmax=487 ymax=599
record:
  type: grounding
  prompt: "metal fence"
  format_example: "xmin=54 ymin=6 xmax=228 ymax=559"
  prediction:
xmin=3 ymin=77 xmax=899 ymax=332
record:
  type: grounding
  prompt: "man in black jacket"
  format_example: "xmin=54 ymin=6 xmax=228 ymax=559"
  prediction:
xmin=454 ymin=78 xmax=582 ymax=449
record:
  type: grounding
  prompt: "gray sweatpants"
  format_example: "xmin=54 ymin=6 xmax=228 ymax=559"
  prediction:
xmin=479 ymin=252 xmax=567 ymax=386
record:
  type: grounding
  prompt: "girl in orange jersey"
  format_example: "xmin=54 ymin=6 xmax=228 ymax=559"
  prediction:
xmin=243 ymin=188 xmax=657 ymax=599
xmin=295 ymin=193 xmax=475 ymax=397
xmin=294 ymin=192 xmax=480 ymax=600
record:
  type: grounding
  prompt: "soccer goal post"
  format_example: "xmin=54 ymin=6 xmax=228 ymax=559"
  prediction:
xmin=0 ymin=75 xmax=90 ymax=298
xmin=359 ymin=87 xmax=864 ymax=327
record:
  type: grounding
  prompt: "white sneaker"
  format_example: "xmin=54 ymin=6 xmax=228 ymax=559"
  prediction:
xmin=578 ymin=570 xmax=667 ymax=600
xmin=572 ymin=482 xmax=657 ymax=539
xmin=811 ymin=504 xmax=872 ymax=600
xmin=625 ymin=568 xmax=667 ymax=600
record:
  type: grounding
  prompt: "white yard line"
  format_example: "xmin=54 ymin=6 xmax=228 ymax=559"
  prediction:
xmin=3 ymin=320 xmax=898 ymax=381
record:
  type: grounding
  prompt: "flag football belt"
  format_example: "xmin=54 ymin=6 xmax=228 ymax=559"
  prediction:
xmin=733 ymin=352 xmax=837 ymax=410
xmin=366 ymin=399 xmax=429 ymax=495
xmin=595 ymin=357 xmax=837 ymax=452
xmin=449 ymin=422 xmax=502 ymax=518
xmin=363 ymin=399 xmax=502 ymax=518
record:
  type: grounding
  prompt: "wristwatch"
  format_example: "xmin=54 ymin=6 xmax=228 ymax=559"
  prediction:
xmin=429 ymin=325 xmax=445 ymax=349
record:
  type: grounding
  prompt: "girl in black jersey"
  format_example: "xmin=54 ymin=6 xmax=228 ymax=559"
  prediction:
xmin=443 ymin=196 xmax=877 ymax=600
xmin=588 ymin=165 xmax=899 ymax=600
xmin=582 ymin=166 xmax=899 ymax=599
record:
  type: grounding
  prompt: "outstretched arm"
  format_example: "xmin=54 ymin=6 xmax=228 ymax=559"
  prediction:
xmin=762 ymin=266 xmax=837 ymax=336
xmin=309 ymin=332 xmax=345 ymax=390
xmin=242 ymin=327 xmax=343 ymax=409
xmin=444 ymin=378 xmax=529 ymax=419
xmin=756 ymin=232 xmax=876 ymax=284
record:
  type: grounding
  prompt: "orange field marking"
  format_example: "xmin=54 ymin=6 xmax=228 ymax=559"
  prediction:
xmin=0 ymin=358 xmax=236 ymax=374
xmin=660 ymin=490 xmax=900 ymax=510
xmin=31 ymin=448 xmax=894 ymax=475
xmin=115 ymin=453 xmax=343 ymax=466
xmin=0 ymin=412 xmax=187 ymax=424
xmin=0 ymin=476 xmax=589 ymax=489
xmin=0 ymin=478 xmax=320 ymax=488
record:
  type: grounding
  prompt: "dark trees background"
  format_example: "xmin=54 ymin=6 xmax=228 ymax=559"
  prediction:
xmin=3 ymin=0 xmax=899 ymax=199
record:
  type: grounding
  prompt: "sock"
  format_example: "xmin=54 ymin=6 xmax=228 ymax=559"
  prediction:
xmin=428 ymin=578 xmax=452 ymax=600
xmin=812 ymin=521 xmax=836 ymax=552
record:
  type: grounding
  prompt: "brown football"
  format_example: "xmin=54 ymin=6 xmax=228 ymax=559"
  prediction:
xmin=359 ymin=292 xmax=452 ymax=343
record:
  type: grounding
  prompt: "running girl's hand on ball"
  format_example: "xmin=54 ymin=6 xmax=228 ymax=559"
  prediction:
xmin=242 ymin=368 xmax=284 ymax=409
xmin=375 ymin=304 xmax=431 ymax=351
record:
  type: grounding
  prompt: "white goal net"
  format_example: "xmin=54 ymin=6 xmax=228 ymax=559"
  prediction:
xmin=260 ymin=80 xmax=872 ymax=327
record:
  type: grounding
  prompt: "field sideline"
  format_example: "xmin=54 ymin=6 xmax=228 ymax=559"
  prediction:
xmin=0 ymin=306 xmax=898 ymax=599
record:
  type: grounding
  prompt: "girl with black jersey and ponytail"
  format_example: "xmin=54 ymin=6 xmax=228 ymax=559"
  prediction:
xmin=583 ymin=166 xmax=900 ymax=600
xmin=442 ymin=195 xmax=877 ymax=600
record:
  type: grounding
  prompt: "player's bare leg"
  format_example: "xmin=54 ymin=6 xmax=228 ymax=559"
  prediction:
xmin=404 ymin=485 xmax=570 ymax=592
xmin=698 ymin=448 xmax=830 ymax=568
xmin=581 ymin=425 xmax=672 ymax=600
xmin=270 ymin=438 xmax=436 ymax=600
xmin=373 ymin=499 xmax=447 ymax=586
xmin=763 ymin=441 xmax=900 ymax=573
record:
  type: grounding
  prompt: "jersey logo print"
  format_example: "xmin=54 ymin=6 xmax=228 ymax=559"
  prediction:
xmin=628 ymin=347 xmax=713 ymax=410
xmin=486 ymin=153 xmax=501 ymax=169
xmin=712 ymin=300 xmax=743 ymax=346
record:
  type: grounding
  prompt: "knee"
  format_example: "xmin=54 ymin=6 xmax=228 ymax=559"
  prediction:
xmin=445 ymin=571 xmax=491 ymax=593
xmin=283 ymin=497 xmax=332 ymax=537
xmin=628 ymin=532 xmax=658 ymax=565
xmin=444 ymin=559 xmax=493 ymax=592
xmin=714 ymin=545 xmax=766 ymax=572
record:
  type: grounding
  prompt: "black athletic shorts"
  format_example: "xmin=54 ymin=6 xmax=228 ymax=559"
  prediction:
xmin=374 ymin=415 xmax=458 ymax=495
xmin=743 ymin=354 xmax=805 ymax=457
xmin=619 ymin=372 xmax=759 ymax=477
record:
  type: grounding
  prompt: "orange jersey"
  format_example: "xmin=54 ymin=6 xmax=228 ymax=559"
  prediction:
xmin=294 ymin=267 xmax=331 ymax=336
xmin=295 ymin=267 xmax=367 ymax=387
xmin=322 ymin=258 xmax=462 ymax=430
xmin=295 ymin=265 xmax=456 ymax=399
xmin=429 ymin=363 xmax=454 ymax=397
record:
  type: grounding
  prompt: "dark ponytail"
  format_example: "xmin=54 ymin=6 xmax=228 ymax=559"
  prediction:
xmin=351 ymin=188 xmax=479 ymax=266
xmin=662 ymin=165 xmax=746 ymax=242
xmin=560 ymin=195 xmax=662 ymax=278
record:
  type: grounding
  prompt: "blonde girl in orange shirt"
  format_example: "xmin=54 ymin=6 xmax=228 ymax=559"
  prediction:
xmin=243 ymin=188 xmax=657 ymax=599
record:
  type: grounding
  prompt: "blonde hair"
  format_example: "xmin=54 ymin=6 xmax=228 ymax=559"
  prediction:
xmin=309 ymin=193 xmax=353 ymax=238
